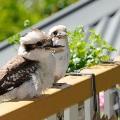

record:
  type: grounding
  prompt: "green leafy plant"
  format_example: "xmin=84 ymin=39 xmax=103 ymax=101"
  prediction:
xmin=8 ymin=24 xmax=116 ymax=71
xmin=8 ymin=19 xmax=31 ymax=45
xmin=67 ymin=25 xmax=116 ymax=72
xmin=0 ymin=0 xmax=77 ymax=42
xmin=8 ymin=34 xmax=20 ymax=45
xmin=24 ymin=19 xmax=31 ymax=28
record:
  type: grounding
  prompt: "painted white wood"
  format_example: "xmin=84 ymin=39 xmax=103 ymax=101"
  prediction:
xmin=45 ymin=114 xmax=57 ymax=120
xmin=84 ymin=95 xmax=100 ymax=120
xmin=104 ymin=89 xmax=115 ymax=119
xmin=84 ymin=97 xmax=94 ymax=120
xmin=64 ymin=104 xmax=78 ymax=120
xmin=78 ymin=103 xmax=84 ymax=120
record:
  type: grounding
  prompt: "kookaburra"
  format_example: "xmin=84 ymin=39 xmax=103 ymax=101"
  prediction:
xmin=48 ymin=25 xmax=70 ymax=82
xmin=0 ymin=29 xmax=63 ymax=101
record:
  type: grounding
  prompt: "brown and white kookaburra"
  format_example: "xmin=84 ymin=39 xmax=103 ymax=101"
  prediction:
xmin=0 ymin=29 xmax=63 ymax=102
xmin=48 ymin=25 xmax=70 ymax=82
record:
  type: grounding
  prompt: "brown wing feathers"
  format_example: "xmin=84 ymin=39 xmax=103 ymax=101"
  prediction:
xmin=0 ymin=55 xmax=39 ymax=95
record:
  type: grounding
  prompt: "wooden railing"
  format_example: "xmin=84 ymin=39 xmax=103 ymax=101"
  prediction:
xmin=0 ymin=56 xmax=120 ymax=120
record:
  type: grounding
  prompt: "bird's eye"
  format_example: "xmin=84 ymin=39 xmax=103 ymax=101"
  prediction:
xmin=36 ymin=42 xmax=42 ymax=46
xmin=53 ymin=31 xmax=57 ymax=35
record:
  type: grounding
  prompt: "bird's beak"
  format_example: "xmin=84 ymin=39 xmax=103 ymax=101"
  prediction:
xmin=49 ymin=45 xmax=65 ymax=51
xmin=43 ymin=40 xmax=65 ymax=50
xmin=56 ymin=32 xmax=68 ymax=39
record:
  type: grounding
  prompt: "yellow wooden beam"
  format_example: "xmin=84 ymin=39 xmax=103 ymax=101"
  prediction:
xmin=0 ymin=57 xmax=120 ymax=120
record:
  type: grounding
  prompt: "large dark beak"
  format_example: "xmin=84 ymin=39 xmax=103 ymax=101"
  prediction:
xmin=43 ymin=39 xmax=65 ymax=50
xmin=56 ymin=31 xmax=68 ymax=39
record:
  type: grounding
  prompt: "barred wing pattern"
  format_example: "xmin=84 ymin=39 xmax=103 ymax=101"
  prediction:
xmin=0 ymin=55 xmax=39 ymax=95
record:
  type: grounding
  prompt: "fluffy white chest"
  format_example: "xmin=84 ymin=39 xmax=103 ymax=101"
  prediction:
xmin=54 ymin=48 xmax=70 ymax=81
xmin=16 ymin=69 xmax=42 ymax=99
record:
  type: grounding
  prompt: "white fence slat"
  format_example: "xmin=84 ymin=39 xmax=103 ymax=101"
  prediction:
xmin=84 ymin=97 xmax=94 ymax=120
xmin=45 ymin=114 xmax=57 ymax=120
xmin=78 ymin=103 xmax=84 ymax=120
xmin=104 ymin=89 xmax=115 ymax=119
xmin=84 ymin=95 xmax=100 ymax=120
xmin=64 ymin=104 xmax=78 ymax=120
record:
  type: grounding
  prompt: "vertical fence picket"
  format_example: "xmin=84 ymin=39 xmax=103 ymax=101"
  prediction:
xmin=78 ymin=103 xmax=84 ymax=120
xmin=84 ymin=97 xmax=94 ymax=120
xmin=45 ymin=114 xmax=57 ymax=120
xmin=104 ymin=88 xmax=115 ymax=119
xmin=64 ymin=104 xmax=78 ymax=120
xmin=84 ymin=95 xmax=100 ymax=120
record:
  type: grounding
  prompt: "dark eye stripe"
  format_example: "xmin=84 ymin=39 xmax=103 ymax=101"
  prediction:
xmin=25 ymin=44 xmax=36 ymax=52
xmin=25 ymin=42 xmax=43 ymax=52
xmin=64 ymin=28 xmax=67 ymax=33
xmin=36 ymin=42 xmax=42 ymax=46
xmin=65 ymin=30 xmax=67 ymax=33
xmin=53 ymin=31 xmax=58 ymax=35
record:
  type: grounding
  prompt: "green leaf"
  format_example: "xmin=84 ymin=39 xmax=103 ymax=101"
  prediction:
xmin=8 ymin=34 xmax=21 ymax=44
xmin=24 ymin=19 xmax=31 ymax=28
xmin=68 ymin=25 xmax=117 ymax=72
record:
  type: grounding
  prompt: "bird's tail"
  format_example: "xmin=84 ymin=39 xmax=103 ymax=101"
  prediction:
xmin=0 ymin=88 xmax=17 ymax=103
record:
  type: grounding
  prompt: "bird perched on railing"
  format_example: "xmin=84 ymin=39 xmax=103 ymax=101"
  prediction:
xmin=0 ymin=29 xmax=64 ymax=102
xmin=48 ymin=25 xmax=70 ymax=82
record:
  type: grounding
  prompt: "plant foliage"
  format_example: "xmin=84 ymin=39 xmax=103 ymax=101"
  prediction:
xmin=8 ymin=19 xmax=30 ymax=45
xmin=8 ymin=34 xmax=20 ymax=45
xmin=0 ymin=0 xmax=77 ymax=42
xmin=67 ymin=25 xmax=116 ymax=72
xmin=7 ymin=24 xmax=116 ymax=72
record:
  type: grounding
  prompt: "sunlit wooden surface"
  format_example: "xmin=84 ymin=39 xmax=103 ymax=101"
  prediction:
xmin=0 ymin=57 xmax=120 ymax=120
